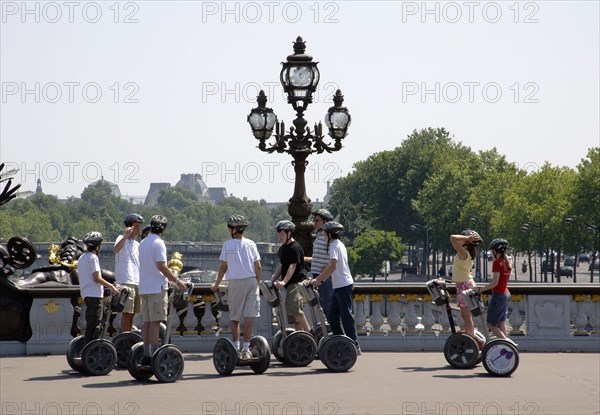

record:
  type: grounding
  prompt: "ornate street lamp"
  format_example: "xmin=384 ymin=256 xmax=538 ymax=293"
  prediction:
xmin=247 ymin=36 xmax=351 ymax=255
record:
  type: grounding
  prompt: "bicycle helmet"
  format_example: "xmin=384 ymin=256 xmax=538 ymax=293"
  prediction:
xmin=124 ymin=213 xmax=144 ymax=226
xmin=150 ymin=215 xmax=168 ymax=233
xmin=227 ymin=214 xmax=249 ymax=231
xmin=461 ymin=229 xmax=482 ymax=246
xmin=323 ymin=221 xmax=344 ymax=236
xmin=275 ymin=220 xmax=295 ymax=232
xmin=489 ymin=238 xmax=509 ymax=253
xmin=83 ymin=231 xmax=103 ymax=249
xmin=312 ymin=209 xmax=333 ymax=222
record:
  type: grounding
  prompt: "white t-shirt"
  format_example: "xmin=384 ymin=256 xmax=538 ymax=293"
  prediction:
xmin=78 ymin=251 xmax=103 ymax=298
xmin=219 ymin=237 xmax=261 ymax=279
xmin=139 ymin=233 xmax=168 ymax=294
xmin=114 ymin=235 xmax=140 ymax=285
xmin=327 ymin=239 xmax=354 ymax=289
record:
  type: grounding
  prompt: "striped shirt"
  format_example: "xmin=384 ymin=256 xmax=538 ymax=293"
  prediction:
xmin=310 ymin=230 xmax=329 ymax=274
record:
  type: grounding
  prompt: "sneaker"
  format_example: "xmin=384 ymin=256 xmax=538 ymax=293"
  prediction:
xmin=240 ymin=350 xmax=253 ymax=360
xmin=140 ymin=356 xmax=151 ymax=366
xmin=355 ymin=345 xmax=362 ymax=356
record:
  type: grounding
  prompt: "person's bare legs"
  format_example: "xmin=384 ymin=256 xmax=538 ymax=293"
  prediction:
xmin=460 ymin=306 xmax=475 ymax=337
xmin=242 ymin=317 xmax=253 ymax=342
xmin=120 ymin=313 xmax=134 ymax=332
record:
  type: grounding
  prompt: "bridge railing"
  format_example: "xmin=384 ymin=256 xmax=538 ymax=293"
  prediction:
xmin=2 ymin=283 xmax=599 ymax=355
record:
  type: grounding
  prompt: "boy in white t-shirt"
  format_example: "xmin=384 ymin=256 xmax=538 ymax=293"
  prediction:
xmin=311 ymin=221 xmax=361 ymax=355
xmin=78 ymin=231 xmax=119 ymax=344
xmin=113 ymin=213 xmax=144 ymax=332
xmin=211 ymin=215 xmax=262 ymax=360
xmin=139 ymin=215 xmax=186 ymax=365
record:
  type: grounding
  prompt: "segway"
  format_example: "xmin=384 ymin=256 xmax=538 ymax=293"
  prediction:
xmin=425 ymin=279 xmax=485 ymax=369
xmin=211 ymin=285 xmax=271 ymax=376
xmin=297 ymin=279 xmax=358 ymax=372
xmin=126 ymin=282 xmax=192 ymax=383
xmin=66 ymin=287 xmax=129 ymax=375
xmin=112 ymin=322 xmax=167 ymax=368
xmin=463 ymin=288 xmax=519 ymax=377
xmin=260 ymin=281 xmax=317 ymax=367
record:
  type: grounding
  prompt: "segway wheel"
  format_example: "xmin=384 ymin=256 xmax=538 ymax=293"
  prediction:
xmin=311 ymin=324 xmax=331 ymax=346
xmin=482 ymin=339 xmax=519 ymax=377
xmin=81 ymin=339 xmax=117 ymax=376
xmin=113 ymin=332 xmax=143 ymax=368
xmin=127 ymin=342 xmax=153 ymax=381
xmin=444 ymin=333 xmax=480 ymax=369
xmin=271 ymin=329 xmax=294 ymax=365
xmin=66 ymin=335 xmax=86 ymax=372
xmin=249 ymin=336 xmax=271 ymax=374
xmin=152 ymin=344 xmax=185 ymax=383
xmin=318 ymin=335 xmax=358 ymax=372
xmin=282 ymin=331 xmax=317 ymax=367
xmin=213 ymin=338 xmax=237 ymax=376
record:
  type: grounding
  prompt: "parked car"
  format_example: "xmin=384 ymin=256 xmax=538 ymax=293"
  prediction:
xmin=564 ymin=256 xmax=576 ymax=267
xmin=541 ymin=260 xmax=554 ymax=273
xmin=579 ymin=253 xmax=591 ymax=263
xmin=589 ymin=262 xmax=600 ymax=271
xmin=558 ymin=266 xmax=573 ymax=278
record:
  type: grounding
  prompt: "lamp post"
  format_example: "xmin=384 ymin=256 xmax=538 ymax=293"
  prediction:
xmin=587 ymin=224 xmax=599 ymax=283
xmin=410 ymin=224 xmax=429 ymax=276
xmin=247 ymin=36 xmax=351 ymax=256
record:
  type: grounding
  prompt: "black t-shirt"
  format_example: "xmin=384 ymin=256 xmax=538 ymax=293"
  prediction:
xmin=277 ymin=240 xmax=306 ymax=287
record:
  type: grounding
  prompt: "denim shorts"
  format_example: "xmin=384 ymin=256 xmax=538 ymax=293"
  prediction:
xmin=487 ymin=292 xmax=511 ymax=324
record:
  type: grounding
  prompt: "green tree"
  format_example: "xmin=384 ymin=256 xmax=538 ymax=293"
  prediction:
xmin=348 ymin=229 xmax=405 ymax=277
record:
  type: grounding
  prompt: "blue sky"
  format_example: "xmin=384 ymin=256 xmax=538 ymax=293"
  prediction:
xmin=1 ymin=1 xmax=599 ymax=203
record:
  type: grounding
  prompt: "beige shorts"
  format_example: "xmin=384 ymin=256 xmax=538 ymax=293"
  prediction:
xmin=227 ymin=277 xmax=260 ymax=321
xmin=284 ymin=283 xmax=305 ymax=323
xmin=121 ymin=283 xmax=141 ymax=314
xmin=141 ymin=290 xmax=168 ymax=323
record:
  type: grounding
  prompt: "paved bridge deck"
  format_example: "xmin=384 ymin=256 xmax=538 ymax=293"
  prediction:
xmin=1 ymin=351 xmax=599 ymax=415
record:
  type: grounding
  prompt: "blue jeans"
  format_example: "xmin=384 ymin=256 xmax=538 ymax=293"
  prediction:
xmin=328 ymin=284 xmax=358 ymax=344
xmin=313 ymin=274 xmax=333 ymax=319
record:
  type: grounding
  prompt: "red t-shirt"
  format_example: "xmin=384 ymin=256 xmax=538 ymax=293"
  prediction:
xmin=491 ymin=258 xmax=511 ymax=293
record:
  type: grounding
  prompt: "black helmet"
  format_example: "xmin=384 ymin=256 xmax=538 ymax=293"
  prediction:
xmin=124 ymin=213 xmax=144 ymax=226
xmin=489 ymin=238 xmax=509 ymax=253
xmin=323 ymin=221 xmax=344 ymax=236
xmin=276 ymin=220 xmax=295 ymax=232
xmin=83 ymin=231 xmax=103 ymax=249
xmin=150 ymin=215 xmax=168 ymax=233
xmin=141 ymin=225 xmax=151 ymax=240
xmin=461 ymin=229 xmax=482 ymax=246
xmin=227 ymin=214 xmax=249 ymax=231
xmin=312 ymin=209 xmax=333 ymax=222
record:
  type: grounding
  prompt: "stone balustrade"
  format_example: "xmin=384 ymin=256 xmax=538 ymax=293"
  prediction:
xmin=1 ymin=283 xmax=599 ymax=355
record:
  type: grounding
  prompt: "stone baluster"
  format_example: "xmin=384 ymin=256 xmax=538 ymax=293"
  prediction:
xmin=387 ymin=294 xmax=402 ymax=333
xmin=591 ymin=295 xmax=600 ymax=335
xmin=404 ymin=294 xmax=420 ymax=334
xmin=509 ymin=294 xmax=524 ymax=335
xmin=369 ymin=294 xmax=385 ymax=333
xmin=354 ymin=294 xmax=368 ymax=334
xmin=421 ymin=294 xmax=436 ymax=333
xmin=192 ymin=297 xmax=207 ymax=334
xmin=201 ymin=295 xmax=217 ymax=334
xmin=184 ymin=300 xmax=197 ymax=334
xmin=573 ymin=294 xmax=589 ymax=335
xmin=438 ymin=304 xmax=451 ymax=334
